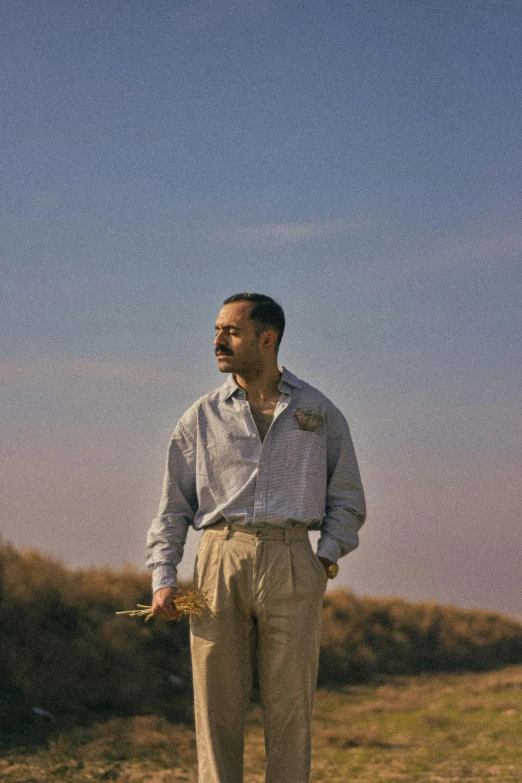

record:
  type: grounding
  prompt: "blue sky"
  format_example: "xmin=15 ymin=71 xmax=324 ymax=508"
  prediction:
xmin=1 ymin=0 xmax=521 ymax=615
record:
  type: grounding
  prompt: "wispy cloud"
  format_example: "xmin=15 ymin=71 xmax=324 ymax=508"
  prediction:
xmin=216 ymin=218 xmax=367 ymax=245
xmin=0 ymin=358 xmax=189 ymax=388
xmin=394 ymin=224 xmax=522 ymax=273
xmin=426 ymin=229 xmax=521 ymax=268
xmin=181 ymin=0 xmax=272 ymax=29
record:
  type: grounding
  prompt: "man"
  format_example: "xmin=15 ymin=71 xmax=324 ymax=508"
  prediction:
xmin=146 ymin=293 xmax=366 ymax=783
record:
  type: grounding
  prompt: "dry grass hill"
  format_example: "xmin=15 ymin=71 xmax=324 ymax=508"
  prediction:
xmin=1 ymin=540 xmax=521 ymax=780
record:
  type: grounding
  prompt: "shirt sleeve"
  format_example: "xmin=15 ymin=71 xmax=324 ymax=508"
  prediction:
xmin=145 ymin=421 xmax=198 ymax=593
xmin=317 ymin=405 xmax=366 ymax=563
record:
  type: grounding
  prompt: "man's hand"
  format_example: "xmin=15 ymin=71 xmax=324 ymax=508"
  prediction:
xmin=151 ymin=587 xmax=181 ymax=621
xmin=317 ymin=556 xmax=334 ymax=575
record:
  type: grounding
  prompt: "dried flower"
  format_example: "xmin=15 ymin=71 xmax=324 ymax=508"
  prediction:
xmin=116 ymin=586 xmax=212 ymax=622
xmin=294 ymin=408 xmax=325 ymax=432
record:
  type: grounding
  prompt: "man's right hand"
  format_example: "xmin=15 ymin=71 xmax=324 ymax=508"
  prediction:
xmin=151 ymin=587 xmax=181 ymax=621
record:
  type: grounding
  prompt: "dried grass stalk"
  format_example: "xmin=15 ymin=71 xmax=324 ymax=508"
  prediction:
xmin=116 ymin=586 xmax=212 ymax=622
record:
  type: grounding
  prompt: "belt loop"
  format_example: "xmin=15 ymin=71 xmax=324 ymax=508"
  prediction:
xmin=222 ymin=524 xmax=231 ymax=540
xmin=284 ymin=528 xmax=291 ymax=545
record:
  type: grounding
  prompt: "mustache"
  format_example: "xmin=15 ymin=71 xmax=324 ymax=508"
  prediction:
xmin=215 ymin=346 xmax=233 ymax=356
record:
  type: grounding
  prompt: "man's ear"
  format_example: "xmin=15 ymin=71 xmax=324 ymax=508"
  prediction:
xmin=261 ymin=329 xmax=278 ymax=350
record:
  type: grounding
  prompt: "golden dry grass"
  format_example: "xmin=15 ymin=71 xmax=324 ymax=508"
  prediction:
xmin=2 ymin=665 xmax=521 ymax=782
xmin=115 ymin=586 xmax=212 ymax=622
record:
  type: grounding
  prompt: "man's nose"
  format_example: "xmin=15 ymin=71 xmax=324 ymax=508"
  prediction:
xmin=214 ymin=331 xmax=224 ymax=346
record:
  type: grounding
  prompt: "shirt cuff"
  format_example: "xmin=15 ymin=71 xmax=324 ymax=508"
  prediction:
xmin=151 ymin=563 xmax=178 ymax=594
xmin=316 ymin=537 xmax=342 ymax=563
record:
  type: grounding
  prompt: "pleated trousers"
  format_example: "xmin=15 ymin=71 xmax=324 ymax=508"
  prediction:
xmin=190 ymin=522 xmax=327 ymax=783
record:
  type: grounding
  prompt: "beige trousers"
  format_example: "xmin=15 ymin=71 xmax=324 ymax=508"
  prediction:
xmin=190 ymin=522 xmax=327 ymax=783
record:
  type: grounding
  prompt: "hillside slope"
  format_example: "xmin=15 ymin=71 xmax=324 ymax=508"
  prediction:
xmin=1 ymin=540 xmax=521 ymax=750
xmin=1 ymin=666 xmax=522 ymax=782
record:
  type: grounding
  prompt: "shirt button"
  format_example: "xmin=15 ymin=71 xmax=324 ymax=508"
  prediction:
xmin=251 ymin=433 xmax=257 ymax=438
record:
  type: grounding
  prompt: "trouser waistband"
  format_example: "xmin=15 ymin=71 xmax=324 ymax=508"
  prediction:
xmin=205 ymin=519 xmax=310 ymax=542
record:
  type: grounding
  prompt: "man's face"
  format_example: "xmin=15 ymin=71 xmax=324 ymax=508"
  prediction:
xmin=214 ymin=301 xmax=263 ymax=376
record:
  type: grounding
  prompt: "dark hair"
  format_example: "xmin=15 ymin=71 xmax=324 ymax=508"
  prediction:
xmin=223 ymin=293 xmax=285 ymax=348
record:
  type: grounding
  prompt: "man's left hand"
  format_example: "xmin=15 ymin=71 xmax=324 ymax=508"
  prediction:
xmin=317 ymin=556 xmax=334 ymax=574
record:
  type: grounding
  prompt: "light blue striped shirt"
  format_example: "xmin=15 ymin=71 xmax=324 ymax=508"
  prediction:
xmin=146 ymin=367 xmax=366 ymax=591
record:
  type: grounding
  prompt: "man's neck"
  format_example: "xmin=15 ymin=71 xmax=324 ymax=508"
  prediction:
xmin=234 ymin=365 xmax=282 ymax=401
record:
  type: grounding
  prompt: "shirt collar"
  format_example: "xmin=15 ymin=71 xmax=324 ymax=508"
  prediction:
xmin=219 ymin=365 xmax=301 ymax=402
xmin=278 ymin=366 xmax=302 ymax=393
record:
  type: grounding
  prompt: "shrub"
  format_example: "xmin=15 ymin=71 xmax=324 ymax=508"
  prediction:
xmin=0 ymin=542 xmax=192 ymax=748
xmin=319 ymin=589 xmax=522 ymax=685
